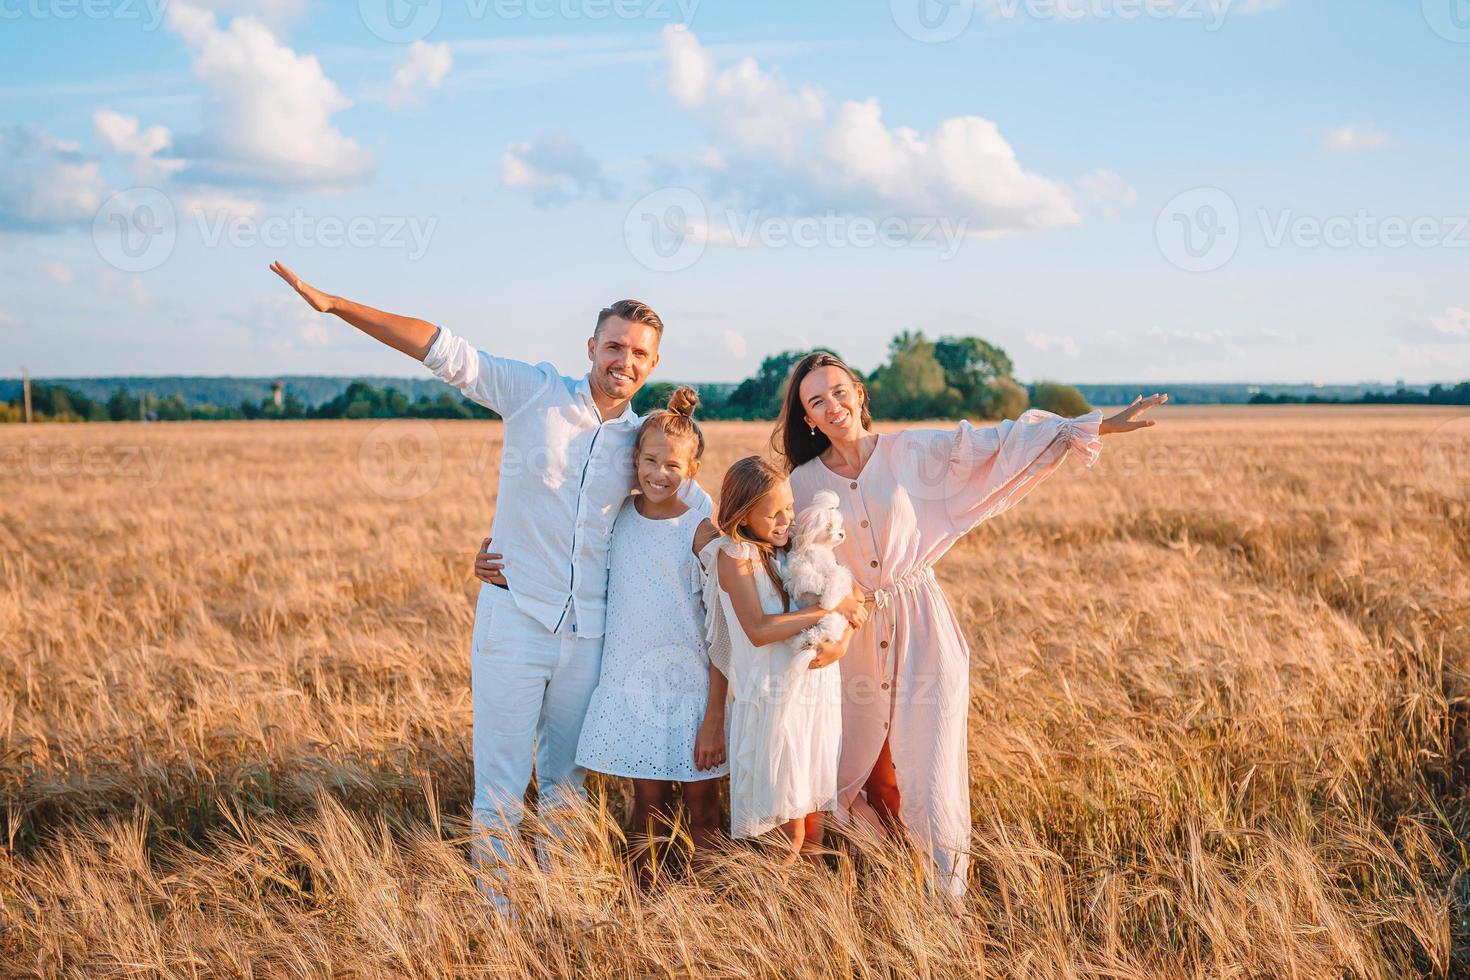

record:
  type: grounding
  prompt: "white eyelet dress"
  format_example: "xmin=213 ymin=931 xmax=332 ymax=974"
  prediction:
xmin=702 ymin=537 xmax=842 ymax=839
xmin=575 ymin=498 xmax=729 ymax=782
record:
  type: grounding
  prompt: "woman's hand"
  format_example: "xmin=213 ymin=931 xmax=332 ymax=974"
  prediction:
xmin=474 ymin=537 xmax=507 ymax=586
xmin=843 ymin=585 xmax=870 ymax=630
xmin=694 ymin=710 xmax=726 ymax=770
xmin=832 ymin=588 xmax=864 ymax=624
xmin=808 ymin=630 xmax=852 ymax=670
xmin=1099 ymin=393 xmax=1168 ymax=435
xmin=270 ymin=261 xmax=334 ymax=313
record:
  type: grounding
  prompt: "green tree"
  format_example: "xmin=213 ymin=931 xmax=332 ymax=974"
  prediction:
xmin=725 ymin=348 xmax=839 ymax=420
xmin=988 ymin=377 xmax=1030 ymax=420
xmin=633 ymin=382 xmax=679 ymax=417
xmin=1029 ymin=381 xmax=1091 ymax=417
xmin=154 ymin=394 xmax=190 ymax=421
xmin=932 ymin=335 xmax=1014 ymax=416
xmin=107 ymin=386 xmax=138 ymax=421
xmin=867 ymin=332 xmax=959 ymax=420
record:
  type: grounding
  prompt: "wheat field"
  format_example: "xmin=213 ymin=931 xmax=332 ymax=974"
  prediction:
xmin=1 ymin=407 xmax=1468 ymax=978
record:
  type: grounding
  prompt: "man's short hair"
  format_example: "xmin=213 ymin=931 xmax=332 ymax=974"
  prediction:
xmin=595 ymin=299 xmax=664 ymax=338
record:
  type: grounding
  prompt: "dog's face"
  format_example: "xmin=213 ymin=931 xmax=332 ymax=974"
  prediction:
xmin=795 ymin=504 xmax=845 ymax=552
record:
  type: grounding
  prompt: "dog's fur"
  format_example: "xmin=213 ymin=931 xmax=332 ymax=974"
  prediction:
xmin=783 ymin=490 xmax=854 ymax=652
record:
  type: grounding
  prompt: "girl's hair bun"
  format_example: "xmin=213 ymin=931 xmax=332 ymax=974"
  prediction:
xmin=668 ymin=385 xmax=700 ymax=417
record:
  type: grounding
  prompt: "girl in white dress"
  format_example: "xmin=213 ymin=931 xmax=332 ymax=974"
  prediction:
xmin=575 ymin=388 xmax=727 ymax=879
xmin=703 ymin=456 xmax=868 ymax=862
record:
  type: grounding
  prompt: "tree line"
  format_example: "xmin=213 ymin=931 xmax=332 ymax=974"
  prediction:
xmin=5 ymin=331 xmax=1467 ymax=423
xmin=1248 ymin=382 xmax=1470 ymax=405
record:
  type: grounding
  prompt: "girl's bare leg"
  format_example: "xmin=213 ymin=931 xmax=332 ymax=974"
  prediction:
xmin=630 ymin=778 xmax=676 ymax=888
xmin=775 ymin=816 xmax=805 ymax=864
xmin=799 ymin=812 xmax=826 ymax=865
xmin=863 ymin=738 xmax=904 ymax=837
xmin=681 ymin=778 xmax=725 ymax=864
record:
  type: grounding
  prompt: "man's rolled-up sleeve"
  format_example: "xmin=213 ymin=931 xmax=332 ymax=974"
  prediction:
xmin=422 ymin=325 xmax=550 ymax=419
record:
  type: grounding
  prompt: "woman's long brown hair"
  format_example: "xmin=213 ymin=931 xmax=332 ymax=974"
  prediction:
xmin=715 ymin=455 xmax=790 ymax=611
xmin=771 ymin=351 xmax=873 ymax=471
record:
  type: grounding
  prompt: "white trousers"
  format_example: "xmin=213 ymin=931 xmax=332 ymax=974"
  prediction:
xmin=468 ymin=583 xmax=603 ymax=902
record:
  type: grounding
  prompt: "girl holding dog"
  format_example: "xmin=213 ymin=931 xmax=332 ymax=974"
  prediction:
xmin=704 ymin=456 xmax=868 ymax=862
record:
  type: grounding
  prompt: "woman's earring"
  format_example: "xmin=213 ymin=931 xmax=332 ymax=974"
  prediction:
xmin=809 ymin=424 xmax=816 ymax=435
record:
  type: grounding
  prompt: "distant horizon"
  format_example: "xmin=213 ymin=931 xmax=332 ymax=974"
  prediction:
xmin=4 ymin=373 xmax=1462 ymax=389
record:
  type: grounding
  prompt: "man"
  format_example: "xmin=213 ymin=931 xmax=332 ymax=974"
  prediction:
xmin=268 ymin=261 xmax=710 ymax=906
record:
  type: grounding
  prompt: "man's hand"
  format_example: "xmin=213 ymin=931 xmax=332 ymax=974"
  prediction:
xmin=474 ymin=536 xmax=507 ymax=586
xmin=270 ymin=261 xmax=334 ymax=313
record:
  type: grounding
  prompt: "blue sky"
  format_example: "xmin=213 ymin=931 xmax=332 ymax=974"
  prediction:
xmin=1 ymin=0 xmax=1466 ymax=384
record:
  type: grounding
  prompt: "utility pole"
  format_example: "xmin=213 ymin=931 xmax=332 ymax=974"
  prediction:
xmin=21 ymin=366 xmax=31 ymax=423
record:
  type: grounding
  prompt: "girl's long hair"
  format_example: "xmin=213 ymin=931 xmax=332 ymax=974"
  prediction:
xmin=635 ymin=385 xmax=705 ymax=464
xmin=772 ymin=351 xmax=873 ymax=471
xmin=715 ymin=455 xmax=790 ymax=611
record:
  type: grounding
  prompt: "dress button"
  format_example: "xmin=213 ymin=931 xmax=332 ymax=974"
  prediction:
xmin=883 ymin=722 xmax=889 ymax=730
xmin=870 ymin=560 xmax=878 ymax=568
xmin=849 ymin=481 xmax=858 ymax=490
xmin=860 ymin=520 xmax=869 ymax=528
xmin=880 ymin=640 xmax=889 ymax=649
xmin=881 ymin=682 xmax=889 ymax=690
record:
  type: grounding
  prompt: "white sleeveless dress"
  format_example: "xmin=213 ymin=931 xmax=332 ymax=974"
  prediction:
xmin=702 ymin=536 xmax=842 ymax=839
xmin=576 ymin=498 xmax=728 ymax=782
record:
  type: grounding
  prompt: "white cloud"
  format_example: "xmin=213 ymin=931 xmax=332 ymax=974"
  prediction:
xmin=178 ymin=192 xmax=263 ymax=221
xmin=501 ymin=133 xmax=614 ymax=207
xmin=163 ymin=1 xmax=372 ymax=190
xmin=1026 ymin=331 xmax=1080 ymax=356
xmin=371 ymin=41 xmax=454 ymax=110
xmin=93 ymin=109 xmax=171 ymax=158
xmin=41 ymin=261 xmax=75 ymax=284
xmin=93 ymin=109 xmax=186 ymax=184
xmin=658 ymin=26 xmax=1077 ymax=236
xmin=1404 ymin=307 xmax=1470 ymax=344
xmin=1075 ymin=168 xmax=1137 ymax=219
xmin=1322 ymin=124 xmax=1389 ymax=153
xmin=0 ymin=126 xmax=106 ymax=230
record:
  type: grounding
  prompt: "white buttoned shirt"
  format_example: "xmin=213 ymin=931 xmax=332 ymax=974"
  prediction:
xmin=423 ymin=325 xmax=712 ymax=639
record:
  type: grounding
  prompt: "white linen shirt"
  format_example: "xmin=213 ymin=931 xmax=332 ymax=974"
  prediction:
xmin=423 ymin=324 xmax=712 ymax=639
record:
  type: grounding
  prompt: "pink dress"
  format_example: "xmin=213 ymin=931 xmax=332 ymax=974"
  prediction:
xmin=788 ymin=409 xmax=1104 ymax=899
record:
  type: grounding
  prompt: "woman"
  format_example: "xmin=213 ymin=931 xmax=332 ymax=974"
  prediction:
xmin=776 ymin=352 xmax=1166 ymax=899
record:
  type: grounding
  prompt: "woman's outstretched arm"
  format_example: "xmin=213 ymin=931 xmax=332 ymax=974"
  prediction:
xmin=270 ymin=261 xmax=439 ymax=360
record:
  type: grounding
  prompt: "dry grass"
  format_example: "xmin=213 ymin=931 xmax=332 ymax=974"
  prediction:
xmin=1 ymin=406 xmax=1468 ymax=978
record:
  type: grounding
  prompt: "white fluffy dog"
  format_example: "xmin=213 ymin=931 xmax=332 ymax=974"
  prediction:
xmin=783 ymin=490 xmax=855 ymax=653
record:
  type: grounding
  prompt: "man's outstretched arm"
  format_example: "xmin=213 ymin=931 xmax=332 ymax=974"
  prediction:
xmin=270 ymin=261 xmax=438 ymax=360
